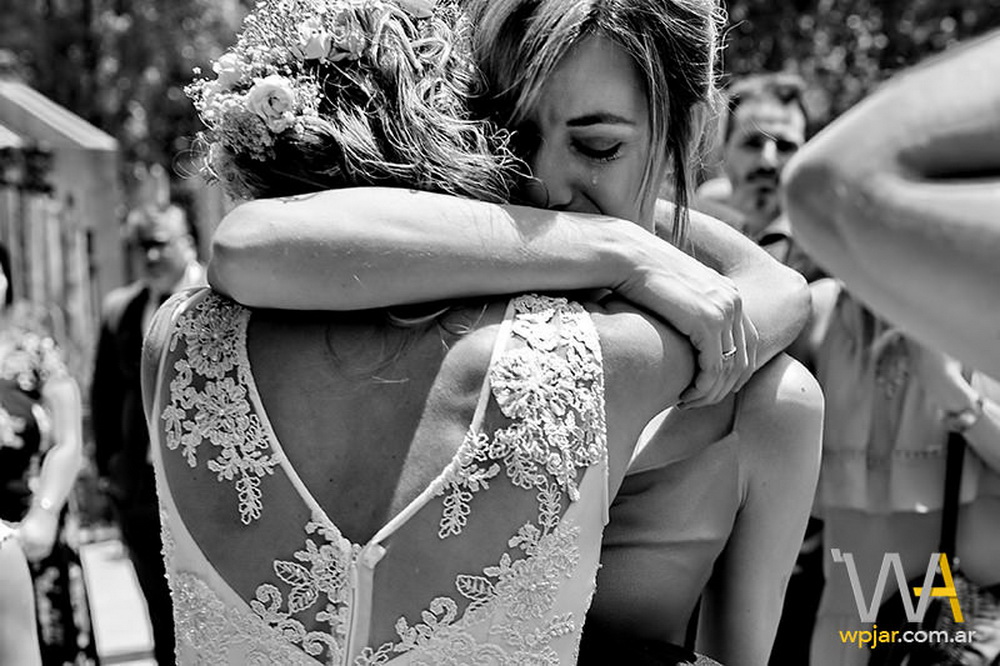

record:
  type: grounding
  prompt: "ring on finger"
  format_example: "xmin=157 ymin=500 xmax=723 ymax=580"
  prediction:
xmin=722 ymin=347 xmax=738 ymax=361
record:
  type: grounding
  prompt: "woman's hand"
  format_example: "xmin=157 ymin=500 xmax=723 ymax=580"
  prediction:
xmin=16 ymin=508 xmax=59 ymax=562
xmin=615 ymin=225 xmax=758 ymax=407
xmin=911 ymin=346 xmax=979 ymax=417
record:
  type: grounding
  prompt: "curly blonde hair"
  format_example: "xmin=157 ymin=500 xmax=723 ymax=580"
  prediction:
xmin=187 ymin=0 xmax=518 ymax=203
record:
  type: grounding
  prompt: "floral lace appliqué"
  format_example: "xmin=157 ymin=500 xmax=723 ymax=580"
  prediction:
xmin=435 ymin=295 xmax=606 ymax=538
xmin=160 ymin=293 xmax=607 ymax=665
xmin=359 ymin=295 xmax=606 ymax=665
xmin=251 ymin=512 xmax=360 ymax=665
xmin=162 ymin=293 xmax=279 ymax=524
xmin=357 ymin=520 xmax=581 ymax=666
xmin=172 ymin=572 xmax=322 ymax=666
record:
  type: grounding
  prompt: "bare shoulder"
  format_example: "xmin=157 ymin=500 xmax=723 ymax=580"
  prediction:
xmin=735 ymin=354 xmax=824 ymax=473
xmin=584 ymin=296 xmax=695 ymax=420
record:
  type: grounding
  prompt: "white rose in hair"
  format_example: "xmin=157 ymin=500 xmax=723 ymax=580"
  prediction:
xmin=246 ymin=75 xmax=296 ymax=133
xmin=212 ymin=53 xmax=244 ymax=89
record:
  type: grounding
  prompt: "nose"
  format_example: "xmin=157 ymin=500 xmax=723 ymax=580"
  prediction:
xmin=760 ymin=140 xmax=779 ymax=168
xmin=525 ymin=142 xmax=575 ymax=210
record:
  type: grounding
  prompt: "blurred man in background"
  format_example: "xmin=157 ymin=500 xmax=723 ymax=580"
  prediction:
xmin=695 ymin=72 xmax=824 ymax=282
xmin=91 ymin=202 xmax=204 ymax=665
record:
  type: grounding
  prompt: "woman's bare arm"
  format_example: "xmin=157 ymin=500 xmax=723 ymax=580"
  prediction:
xmin=783 ymin=30 xmax=1000 ymax=378
xmin=17 ymin=376 xmax=83 ymax=562
xmin=697 ymin=356 xmax=824 ymax=665
xmin=212 ymin=188 xmax=808 ymax=404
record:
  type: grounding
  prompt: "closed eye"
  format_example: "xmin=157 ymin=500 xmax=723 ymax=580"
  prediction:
xmin=574 ymin=140 xmax=623 ymax=162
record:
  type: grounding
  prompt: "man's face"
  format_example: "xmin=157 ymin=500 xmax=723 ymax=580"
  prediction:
xmin=723 ymin=98 xmax=806 ymax=224
xmin=131 ymin=215 xmax=191 ymax=291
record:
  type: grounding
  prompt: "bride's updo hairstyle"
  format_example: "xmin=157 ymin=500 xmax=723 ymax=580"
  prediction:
xmin=187 ymin=0 xmax=517 ymax=203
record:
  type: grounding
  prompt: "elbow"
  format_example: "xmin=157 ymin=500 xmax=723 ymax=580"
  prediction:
xmin=786 ymin=264 xmax=811 ymax=335
xmin=782 ymin=154 xmax=841 ymax=250
xmin=782 ymin=152 xmax=862 ymax=282
xmin=209 ymin=201 xmax=275 ymax=307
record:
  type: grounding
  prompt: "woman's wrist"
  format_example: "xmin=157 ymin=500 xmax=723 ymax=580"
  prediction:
xmin=944 ymin=393 xmax=986 ymax=434
xmin=29 ymin=495 xmax=61 ymax=516
xmin=589 ymin=215 xmax=646 ymax=291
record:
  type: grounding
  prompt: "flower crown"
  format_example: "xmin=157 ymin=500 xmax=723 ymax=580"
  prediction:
xmin=186 ymin=0 xmax=439 ymax=193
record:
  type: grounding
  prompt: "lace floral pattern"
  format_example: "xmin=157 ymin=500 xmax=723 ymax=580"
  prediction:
xmin=357 ymin=521 xmax=581 ymax=666
xmin=159 ymin=293 xmax=607 ymax=665
xmin=360 ymin=295 xmax=606 ymax=664
xmin=435 ymin=295 xmax=606 ymax=536
xmin=161 ymin=293 xmax=279 ymax=524
xmin=250 ymin=512 xmax=359 ymax=665
xmin=172 ymin=572 xmax=322 ymax=666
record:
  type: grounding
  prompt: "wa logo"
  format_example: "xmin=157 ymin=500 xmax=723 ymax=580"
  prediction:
xmin=831 ymin=549 xmax=964 ymax=623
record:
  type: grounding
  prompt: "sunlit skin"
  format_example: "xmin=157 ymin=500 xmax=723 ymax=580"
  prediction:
xmin=517 ymin=35 xmax=658 ymax=230
xmin=723 ymin=99 xmax=805 ymax=235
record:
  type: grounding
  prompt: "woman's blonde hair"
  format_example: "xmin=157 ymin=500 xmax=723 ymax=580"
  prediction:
xmin=466 ymin=0 xmax=725 ymax=245
xmin=188 ymin=0 xmax=518 ymax=203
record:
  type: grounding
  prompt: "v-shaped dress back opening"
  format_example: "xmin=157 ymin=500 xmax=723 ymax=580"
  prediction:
xmin=150 ymin=290 xmax=610 ymax=665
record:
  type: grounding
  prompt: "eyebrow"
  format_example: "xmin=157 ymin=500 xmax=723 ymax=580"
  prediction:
xmin=566 ymin=112 xmax=636 ymax=127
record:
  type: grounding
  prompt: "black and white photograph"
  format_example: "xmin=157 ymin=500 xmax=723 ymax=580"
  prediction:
xmin=0 ymin=0 xmax=998 ymax=664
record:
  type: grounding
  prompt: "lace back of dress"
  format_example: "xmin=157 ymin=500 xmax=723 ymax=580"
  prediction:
xmin=155 ymin=292 xmax=608 ymax=666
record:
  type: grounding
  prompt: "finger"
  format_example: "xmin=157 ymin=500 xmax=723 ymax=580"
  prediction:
xmin=679 ymin=354 xmax=722 ymax=406
xmin=709 ymin=294 xmax=743 ymax=402
xmin=682 ymin=364 xmax=729 ymax=409
xmin=687 ymin=312 xmax=745 ymax=408
xmin=718 ymin=314 xmax=749 ymax=397
xmin=679 ymin=334 xmax=724 ymax=407
xmin=733 ymin=315 xmax=760 ymax=393
xmin=683 ymin=341 xmax=733 ymax=408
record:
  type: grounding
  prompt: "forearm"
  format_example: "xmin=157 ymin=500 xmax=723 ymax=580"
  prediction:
xmin=211 ymin=188 xmax=634 ymax=309
xmin=30 ymin=438 xmax=82 ymax=514
xmin=33 ymin=379 xmax=84 ymax=512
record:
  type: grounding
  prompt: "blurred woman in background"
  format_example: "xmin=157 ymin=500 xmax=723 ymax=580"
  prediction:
xmin=0 ymin=243 xmax=96 ymax=664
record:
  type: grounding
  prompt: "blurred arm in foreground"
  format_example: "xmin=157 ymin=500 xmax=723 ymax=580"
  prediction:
xmin=783 ymin=30 xmax=1000 ymax=378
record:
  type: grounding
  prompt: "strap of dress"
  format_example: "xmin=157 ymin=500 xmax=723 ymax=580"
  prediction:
xmin=346 ymin=299 xmax=519 ymax=663
xmin=365 ymin=298 xmax=519 ymax=547
xmin=470 ymin=299 xmax=518 ymax=433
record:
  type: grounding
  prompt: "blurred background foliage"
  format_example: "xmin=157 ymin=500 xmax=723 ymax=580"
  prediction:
xmin=1 ymin=0 xmax=998 ymax=192
xmin=723 ymin=0 xmax=1000 ymax=133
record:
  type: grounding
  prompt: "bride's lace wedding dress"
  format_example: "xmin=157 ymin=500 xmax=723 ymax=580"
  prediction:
xmin=148 ymin=290 xmax=610 ymax=665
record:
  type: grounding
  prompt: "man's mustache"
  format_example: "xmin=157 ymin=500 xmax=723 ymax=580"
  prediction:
xmin=745 ymin=168 xmax=780 ymax=188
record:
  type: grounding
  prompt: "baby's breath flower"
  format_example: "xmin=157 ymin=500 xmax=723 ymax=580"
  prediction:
xmin=212 ymin=53 xmax=245 ymax=89
xmin=185 ymin=0 xmax=493 ymax=201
